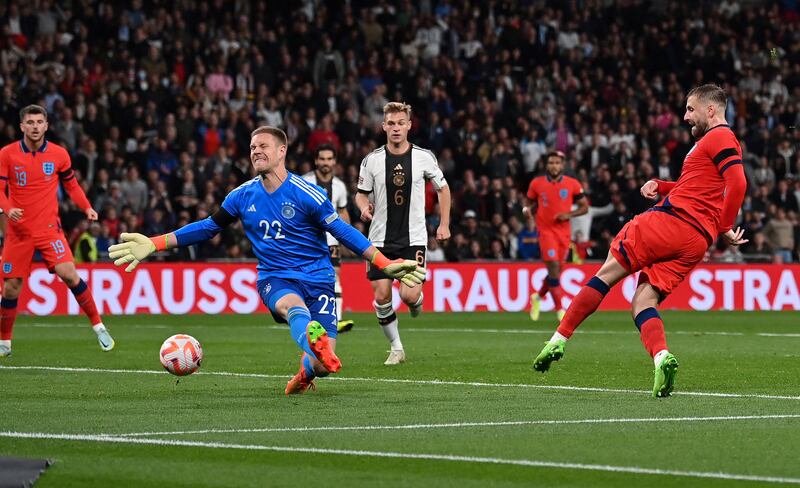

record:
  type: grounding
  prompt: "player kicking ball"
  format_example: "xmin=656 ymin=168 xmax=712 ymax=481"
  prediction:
xmin=524 ymin=150 xmax=587 ymax=322
xmin=109 ymin=126 xmax=425 ymax=395
xmin=532 ymin=85 xmax=748 ymax=397
xmin=0 ymin=105 xmax=114 ymax=357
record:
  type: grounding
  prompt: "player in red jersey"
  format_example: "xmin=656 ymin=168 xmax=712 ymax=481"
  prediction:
xmin=531 ymin=85 xmax=748 ymax=397
xmin=524 ymin=151 xmax=588 ymax=321
xmin=0 ymin=105 xmax=114 ymax=357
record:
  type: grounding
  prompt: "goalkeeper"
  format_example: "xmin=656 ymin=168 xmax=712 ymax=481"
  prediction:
xmin=109 ymin=126 xmax=425 ymax=395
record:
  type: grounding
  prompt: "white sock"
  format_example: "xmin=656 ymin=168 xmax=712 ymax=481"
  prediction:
xmin=335 ymin=297 xmax=343 ymax=321
xmin=0 ymin=340 xmax=10 ymax=348
xmin=92 ymin=323 xmax=107 ymax=334
xmin=653 ymin=349 xmax=669 ymax=367
xmin=549 ymin=331 xmax=568 ymax=343
xmin=383 ymin=319 xmax=403 ymax=350
xmin=374 ymin=301 xmax=403 ymax=350
xmin=409 ymin=293 xmax=423 ymax=309
xmin=335 ymin=278 xmax=343 ymax=321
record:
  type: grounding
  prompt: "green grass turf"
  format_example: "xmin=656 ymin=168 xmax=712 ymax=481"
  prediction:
xmin=1 ymin=311 xmax=799 ymax=487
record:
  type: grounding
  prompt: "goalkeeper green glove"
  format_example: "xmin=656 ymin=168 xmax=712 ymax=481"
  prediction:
xmin=372 ymin=251 xmax=426 ymax=287
xmin=108 ymin=232 xmax=167 ymax=272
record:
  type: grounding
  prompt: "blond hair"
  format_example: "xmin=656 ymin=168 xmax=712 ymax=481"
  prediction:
xmin=687 ymin=84 xmax=727 ymax=110
xmin=383 ymin=102 xmax=412 ymax=119
xmin=250 ymin=126 xmax=287 ymax=146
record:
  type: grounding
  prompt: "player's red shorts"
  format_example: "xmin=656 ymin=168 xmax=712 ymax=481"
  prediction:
xmin=610 ymin=209 xmax=708 ymax=298
xmin=539 ymin=229 xmax=570 ymax=262
xmin=1 ymin=225 xmax=74 ymax=278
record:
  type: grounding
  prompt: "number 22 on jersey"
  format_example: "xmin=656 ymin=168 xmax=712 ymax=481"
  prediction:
xmin=259 ymin=219 xmax=285 ymax=240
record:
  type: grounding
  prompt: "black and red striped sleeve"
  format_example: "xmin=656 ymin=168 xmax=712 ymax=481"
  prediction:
xmin=711 ymin=132 xmax=747 ymax=233
xmin=0 ymin=147 xmax=10 ymax=213
xmin=708 ymin=132 xmax=743 ymax=176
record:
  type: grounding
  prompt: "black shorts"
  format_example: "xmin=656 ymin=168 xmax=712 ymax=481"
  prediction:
xmin=328 ymin=245 xmax=341 ymax=267
xmin=366 ymin=246 xmax=426 ymax=282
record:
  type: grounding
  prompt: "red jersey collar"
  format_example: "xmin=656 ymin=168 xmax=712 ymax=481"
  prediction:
xmin=19 ymin=139 xmax=48 ymax=154
xmin=546 ymin=174 xmax=563 ymax=183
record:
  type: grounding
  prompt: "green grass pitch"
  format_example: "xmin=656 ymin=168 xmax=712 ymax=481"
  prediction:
xmin=1 ymin=310 xmax=799 ymax=487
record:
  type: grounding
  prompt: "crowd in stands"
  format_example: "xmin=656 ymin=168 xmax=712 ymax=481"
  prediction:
xmin=1 ymin=0 xmax=799 ymax=264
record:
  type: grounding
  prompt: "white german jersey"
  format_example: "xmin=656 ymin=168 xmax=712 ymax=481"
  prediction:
xmin=357 ymin=144 xmax=447 ymax=249
xmin=302 ymin=171 xmax=348 ymax=246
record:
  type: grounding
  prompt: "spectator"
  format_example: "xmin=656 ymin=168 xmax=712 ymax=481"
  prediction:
xmin=120 ymin=166 xmax=149 ymax=213
xmin=762 ymin=208 xmax=795 ymax=263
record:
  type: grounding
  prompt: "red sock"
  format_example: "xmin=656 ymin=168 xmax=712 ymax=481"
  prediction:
xmin=1 ymin=297 xmax=19 ymax=341
xmin=70 ymin=280 xmax=102 ymax=326
xmin=550 ymin=286 xmax=564 ymax=310
xmin=635 ymin=308 xmax=667 ymax=358
xmin=537 ymin=280 xmax=550 ymax=298
xmin=556 ymin=276 xmax=609 ymax=339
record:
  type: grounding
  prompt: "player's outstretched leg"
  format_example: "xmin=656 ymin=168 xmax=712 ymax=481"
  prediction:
xmin=0 ymin=297 xmax=19 ymax=357
xmin=68 ymin=279 xmax=114 ymax=351
xmin=634 ymin=307 xmax=678 ymax=397
xmin=306 ymin=320 xmax=341 ymax=373
xmin=532 ymin=276 xmax=611 ymax=372
xmin=285 ymin=353 xmax=317 ymax=395
xmin=287 ymin=306 xmax=341 ymax=373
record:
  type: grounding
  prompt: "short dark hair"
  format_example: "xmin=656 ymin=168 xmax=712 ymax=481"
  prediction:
xmin=314 ymin=143 xmax=337 ymax=160
xmin=19 ymin=104 xmax=48 ymax=122
xmin=546 ymin=150 xmax=566 ymax=162
xmin=250 ymin=126 xmax=287 ymax=146
xmin=687 ymin=84 xmax=727 ymax=109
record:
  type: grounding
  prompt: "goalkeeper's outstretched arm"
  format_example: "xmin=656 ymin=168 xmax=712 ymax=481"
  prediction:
xmin=109 ymin=208 xmax=237 ymax=271
xmin=324 ymin=214 xmax=426 ymax=287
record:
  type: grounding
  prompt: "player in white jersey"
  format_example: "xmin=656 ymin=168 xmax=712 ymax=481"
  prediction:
xmin=303 ymin=144 xmax=355 ymax=333
xmin=356 ymin=102 xmax=451 ymax=365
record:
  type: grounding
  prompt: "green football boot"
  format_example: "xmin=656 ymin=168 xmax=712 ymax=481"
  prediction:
xmin=652 ymin=353 xmax=679 ymax=398
xmin=532 ymin=339 xmax=565 ymax=372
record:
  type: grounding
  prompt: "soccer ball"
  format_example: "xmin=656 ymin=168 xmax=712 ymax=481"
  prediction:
xmin=159 ymin=334 xmax=203 ymax=376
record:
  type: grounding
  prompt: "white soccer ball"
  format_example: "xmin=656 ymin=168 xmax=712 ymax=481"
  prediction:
xmin=159 ymin=334 xmax=203 ymax=376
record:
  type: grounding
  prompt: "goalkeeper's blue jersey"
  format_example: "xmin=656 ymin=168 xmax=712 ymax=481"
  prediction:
xmin=221 ymin=173 xmax=338 ymax=283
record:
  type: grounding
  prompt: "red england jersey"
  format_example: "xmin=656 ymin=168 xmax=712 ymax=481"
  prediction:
xmin=526 ymin=174 xmax=584 ymax=235
xmin=0 ymin=139 xmax=90 ymax=236
xmin=653 ymin=125 xmax=747 ymax=243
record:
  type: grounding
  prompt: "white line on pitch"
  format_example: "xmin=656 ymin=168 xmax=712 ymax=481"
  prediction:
xmin=19 ymin=323 xmax=169 ymax=329
xmin=399 ymin=327 xmax=747 ymax=336
xmin=1 ymin=431 xmax=798 ymax=484
xmin=2 ymin=365 xmax=799 ymax=401
xmin=274 ymin=325 xmax=792 ymax=338
xmin=113 ymin=414 xmax=800 ymax=438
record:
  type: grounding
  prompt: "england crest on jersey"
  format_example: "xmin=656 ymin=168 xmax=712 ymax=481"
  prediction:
xmin=559 ymin=189 xmax=569 ymax=200
xmin=42 ymin=162 xmax=55 ymax=175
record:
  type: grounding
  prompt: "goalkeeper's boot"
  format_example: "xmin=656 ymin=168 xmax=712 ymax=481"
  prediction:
xmin=529 ymin=294 xmax=541 ymax=321
xmin=532 ymin=339 xmax=565 ymax=372
xmin=96 ymin=328 xmax=115 ymax=352
xmin=306 ymin=321 xmax=341 ymax=373
xmin=337 ymin=320 xmax=355 ymax=334
xmin=0 ymin=344 xmax=11 ymax=358
xmin=652 ymin=353 xmax=679 ymax=398
xmin=384 ymin=349 xmax=406 ymax=365
xmin=556 ymin=309 xmax=566 ymax=321
xmin=285 ymin=356 xmax=316 ymax=395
